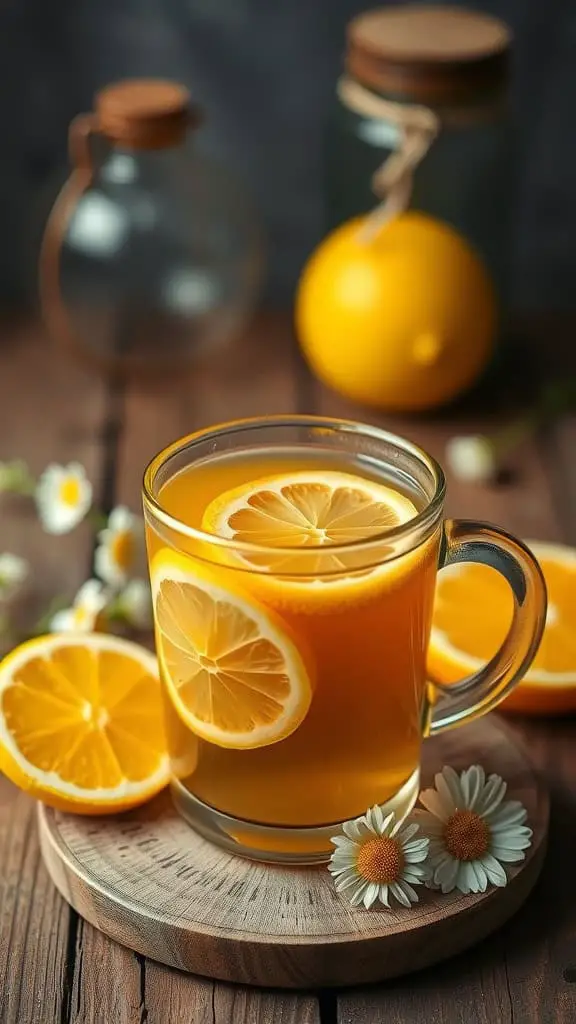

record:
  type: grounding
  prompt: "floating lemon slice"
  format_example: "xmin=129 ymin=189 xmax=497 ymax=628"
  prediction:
xmin=151 ymin=552 xmax=313 ymax=749
xmin=0 ymin=633 xmax=169 ymax=813
xmin=202 ymin=470 xmax=417 ymax=578
xmin=428 ymin=540 xmax=576 ymax=716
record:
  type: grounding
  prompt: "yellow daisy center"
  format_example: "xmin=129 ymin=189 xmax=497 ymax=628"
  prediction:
xmin=59 ymin=477 xmax=81 ymax=507
xmin=356 ymin=836 xmax=403 ymax=884
xmin=444 ymin=809 xmax=490 ymax=861
xmin=73 ymin=606 xmax=91 ymax=628
xmin=111 ymin=529 xmax=135 ymax=571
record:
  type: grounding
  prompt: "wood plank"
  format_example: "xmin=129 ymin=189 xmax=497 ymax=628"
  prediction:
xmin=0 ymin=778 xmax=70 ymax=1024
xmin=142 ymin=962 xmax=320 ymax=1023
xmin=68 ymin=938 xmax=320 ymax=1024
xmin=0 ymin=318 xmax=108 ymax=1024
xmin=68 ymin=923 xmax=143 ymax=1024
xmin=491 ymin=717 xmax=576 ymax=1024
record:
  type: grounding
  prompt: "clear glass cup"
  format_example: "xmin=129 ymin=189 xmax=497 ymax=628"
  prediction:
xmin=143 ymin=416 xmax=546 ymax=864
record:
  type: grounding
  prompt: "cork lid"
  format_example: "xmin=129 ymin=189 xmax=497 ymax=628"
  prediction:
xmin=346 ymin=5 xmax=512 ymax=102
xmin=95 ymin=79 xmax=199 ymax=149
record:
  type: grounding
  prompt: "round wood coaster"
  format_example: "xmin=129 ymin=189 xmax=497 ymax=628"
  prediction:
xmin=38 ymin=715 xmax=548 ymax=989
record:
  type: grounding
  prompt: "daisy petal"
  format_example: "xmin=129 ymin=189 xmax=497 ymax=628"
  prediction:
xmin=488 ymin=802 xmax=528 ymax=830
xmin=419 ymin=789 xmax=451 ymax=822
xmin=403 ymin=836 xmax=430 ymax=853
xmin=327 ymin=856 xmax=354 ymax=872
xmin=476 ymin=774 xmax=507 ymax=816
xmin=390 ymin=881 xmax=413 ymax=908
xmin=435 ymin=765 xmax=463 ymax=811
xmin=471 ymin=860 xmax=488 ymax=892
xmin=107 ymin=506 xmax=135 ymax=531
xmin=329 ymin=842 xmax=356 ymax=857
xmin=403 ymin=845 xmax=429 ymax=863
xmin=492 ymin=831 xmax=532 ymax=850
xmin=50 ymin=609 xmax=75 ymax=632
xmin=428 ymin=851 xmax=450 ymax=871
xmin=331 ymin=835 xmax=353 ymax=848
xmin=335 ymin=874 xmax=363 ymax=892
xmin=331 ymin=867 xmax=357 ymax=882
xmin=363 ymin=883 xmax=379 ymax=909
xmin=403 ymin=864 xmax=430 ymax=883
xmin=396 ymin=822 xmax=420 ymax=844
xmin=465 ymin=862 xmax=481 ymax=894
xmin=378 ymin=885 xmax=390 ymax=908
xmin=329 ymin=857 xmax=357 ymax=874
xmin=381 ymin=812 xmax=396 ymax=837
xmin=491 ymin=845 xmax=527 ymax=863
xmin=342 ymin=820 xmax=364 ymax=841
xmin=371 ymin=804 xmax=385 ymax=833
xmin=363 ymin=808 xmax=379 ymax=834
xmin=350 ymin=882 xmax=370 ymax=907
xmin=455 ymin=863 xmax=472 ymax=895
xmin=399 ymin=880 xmax=419 ymax=903
xmin=461 ymin=765 xmax=484 ymax=809
xmin=481 ymin=853 xmax=508 ymax=887
xmin=435 ymin=856 xmax=459 ymax=893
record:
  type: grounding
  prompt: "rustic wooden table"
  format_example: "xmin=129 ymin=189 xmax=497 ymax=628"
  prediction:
xmin=1 ymin=313 xmax=575 ymax=1023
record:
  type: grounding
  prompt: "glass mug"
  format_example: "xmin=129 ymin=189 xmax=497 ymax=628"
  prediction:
xmin=142 ymin=416 xmax=546 ymax=863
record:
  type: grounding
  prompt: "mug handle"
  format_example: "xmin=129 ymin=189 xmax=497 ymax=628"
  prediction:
xmin=427 ymin=519 xmax=547 ymax=735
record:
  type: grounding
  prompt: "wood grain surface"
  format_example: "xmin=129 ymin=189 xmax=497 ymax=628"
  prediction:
xmin=1 ymin=313 xmax=576 ymax=1022
xmin=0 ymin=320 xmax=107 ymax=1024
xmin=38 ymin=715 xmax=548 ymax=989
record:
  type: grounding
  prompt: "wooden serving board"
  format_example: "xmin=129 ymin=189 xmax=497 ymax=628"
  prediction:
xmin=38 ymin=715 xmax=548 ymax=989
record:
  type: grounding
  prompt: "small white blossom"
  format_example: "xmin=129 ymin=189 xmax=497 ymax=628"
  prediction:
xmin=446 ymin=435 xmax=497 ymax=484
xmin=115 ymin=578 xmax=152 ymax=629
xmin=416 ymin=765 xmax=532 ymax=895
xmin=0 ymin=553 xmax=29 ymax=595
xmin=329 ymin=806 xmax=430 ymax=909
xmin=94 ymin=506 xmax=143 ymax=587
xmin=50 ymin=579 xmax=109 ymax=633
xmin=36 ymin=462 xmax=93 ymax=534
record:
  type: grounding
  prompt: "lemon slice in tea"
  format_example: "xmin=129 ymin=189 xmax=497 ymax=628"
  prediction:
xmin=151 ymin=552 xmax=313 ymax=749
xmin=202 ymin=470 xmax=417 ymax=577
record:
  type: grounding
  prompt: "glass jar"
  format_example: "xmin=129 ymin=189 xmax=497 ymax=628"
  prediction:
xmin=325 ymin=5 xmax=515 ymax=315
xmin=40 ymin=80 xmax=263 ymax=378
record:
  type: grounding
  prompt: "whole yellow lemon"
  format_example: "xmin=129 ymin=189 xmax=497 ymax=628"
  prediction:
xmin=295 ymin=212 xmax=497 ymax=413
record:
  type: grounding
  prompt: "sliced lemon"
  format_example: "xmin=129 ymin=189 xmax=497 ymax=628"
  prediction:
xmin=0 ymin=633 xmax=169 ymax=813
xmin=202 ymin=470 xmax=417 ymax=577
xmin=151 ymin=551 xmax=313 ymax=749
xmin=428 ymin=540 xmax=576 ymax=716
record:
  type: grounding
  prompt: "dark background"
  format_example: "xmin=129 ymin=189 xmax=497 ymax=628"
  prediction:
xmin=4 ymin=0 xmax=575 ymax=310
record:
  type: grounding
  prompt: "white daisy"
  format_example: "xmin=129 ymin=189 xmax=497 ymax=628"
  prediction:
xmin=0 ymin=553 xmax=29 ymax=595
xmin=445 ymin=434 xmax=497 ymax=484
xmin=417 ymin=765 xmax=533 ymax=895
xmin=50 ymin=579 xmax=109 ymax=633
xmin=36 ymin=462 xmax=93 ymax=534
xmin=328 ymin=806 xmax=430 ymax=909
xmin=94 ymin=506 xmax=143 ymax=587
xmin=114 ymin=578 xmax=152 ymax=629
